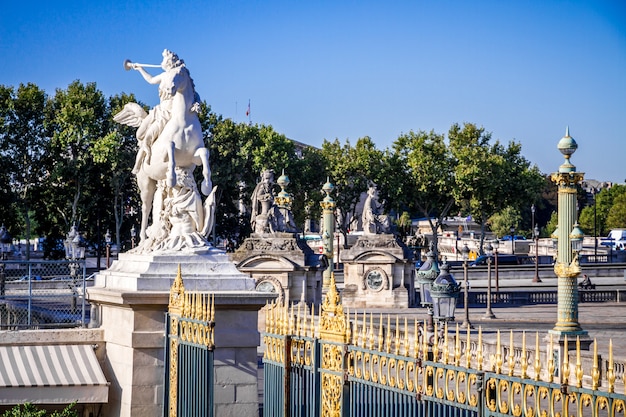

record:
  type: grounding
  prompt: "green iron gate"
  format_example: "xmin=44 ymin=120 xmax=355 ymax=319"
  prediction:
xmin=164 ymin=267 xmax=215 ymax=417
xmin=263 ymin=275 xmax=626 ymax=417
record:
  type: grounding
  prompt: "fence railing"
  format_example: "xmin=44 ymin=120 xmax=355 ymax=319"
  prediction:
xmin=263 ymin=275 xmax=626 ymax=417
xmin=0 ymin=260 xmax=90 ymax=329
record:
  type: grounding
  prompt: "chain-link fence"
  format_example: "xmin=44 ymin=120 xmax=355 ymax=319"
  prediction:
xmin=0 ymin=260 xmax=91 ymax=329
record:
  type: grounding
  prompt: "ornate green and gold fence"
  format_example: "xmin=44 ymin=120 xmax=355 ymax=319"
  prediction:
xmin=263 ymin=275 xmax=626 ymax=417
xmin=164 ymin=267 xmax=215 ymax=417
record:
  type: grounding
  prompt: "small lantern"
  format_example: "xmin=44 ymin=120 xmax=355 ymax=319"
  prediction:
xmin=105 ymin=229 xmax=112 ymax=245
xmin=430 ymin=263 xmax=461 ymax=322
xmin=551 ymin=226 xmax=559 ymax=249
xmin=492 ymin=239 xmax=499 ymax=252
xmin=485 ymin=241 xmax=494 ymax=257
xmin=461 ymin=243 xmax=470 ymax=261
xmin=570 ymin=223 xmax=584 ymax=253
xmin=416 ymin=250 xmax=439 ymax=307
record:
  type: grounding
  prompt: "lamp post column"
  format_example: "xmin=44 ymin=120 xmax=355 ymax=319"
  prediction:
xmin=460 ymin=243 xmax=473 ymax=329
xmin=550 ymin=128 xmax=587 ymax=343
xmin=320 ymin=179 xmax=335 ymax=293
xmin=483 ymin=242 xmax=496 ymax=319
xmin=533 ymin=225 xmax=541 ymax=283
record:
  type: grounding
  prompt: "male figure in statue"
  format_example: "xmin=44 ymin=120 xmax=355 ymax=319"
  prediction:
xmin=362 ymin=182 xmax=392 ymax=234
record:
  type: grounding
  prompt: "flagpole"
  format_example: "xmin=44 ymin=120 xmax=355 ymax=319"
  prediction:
xmin=246 ymin=99 xmax=251 ymax=126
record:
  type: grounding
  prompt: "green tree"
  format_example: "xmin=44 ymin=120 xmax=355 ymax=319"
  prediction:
xmin=449 ymin=123 xmax=544 ymax=253
xmin=488 ymin=207 xmax=522 ymax=238
xmin=37 ymin=81 xmax=110 ymax=247
xmin=606 ymin=190 xmax=626 ymax=230
xmin=0 ymin=83 xmax=47 ymax=258
xmin=390 ymin=130 xmax=456 ymax=257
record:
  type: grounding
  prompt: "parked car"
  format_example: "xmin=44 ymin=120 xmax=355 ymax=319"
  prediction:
xmin=470 ymin=254 xmax=519 ymax=267
xmin=501 ymin=235 xmax=526 ymax=241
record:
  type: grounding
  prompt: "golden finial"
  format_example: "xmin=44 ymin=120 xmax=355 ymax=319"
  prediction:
xmin=591 ymin=339 xmax=599 ymax=390
xmin=368 ymin=313 xmax=375 ymax=350
xmin=378 ymin=314 xmax=384 ymax=351
xmin=422 ymin=319 xmax=429 ymax=361
xmin=432 ymin=322 xmax=439 ymax=361
xmin=608 ymin=339 xmax=615 ymax=393
xmin=394 ymin=316 xmax=400 ymax=355
xmin=413 ymin=319 xmax=419 ymax=359
xmin=520 ymin=332 xmax=528 ymax=379
xmin=477 ymin=327 xmax=483 ymax=371
xmin=465 ymin=325 xmax=471 ymax=369
xmin=168 ymin=264 xmax=185 ymax=314
xmin=403 ymin=318 xmax=409 ymax=357
xmin=495 ymin=330 xmax=503 ymax=374
xmin=442 ymin=325 xmax=450 ymax=365
xmin=575 ymin=336 xmax=583 ymax=388
xmin=547 ymin=334 xmax=555 ymax=383
xmin=562 ymin=336 xmax=570 ymax=386
xmin=345 ymin=309 xmax=352 ymax=343
xmin=534 ymin=333 xmax=541 ymax=381
xmin=508 ymin=331 xmax=515 ymax=376
xmin=454 ymin=324 xmax=461 ymax=366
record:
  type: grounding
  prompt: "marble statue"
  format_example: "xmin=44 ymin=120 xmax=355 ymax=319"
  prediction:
xmin=250 ymin=169 xmax=297 ymax=234
xmin=114 ymin=49 xmax=216 ymax=253
xmin=362 ymin=182 xmax=391 ymax=234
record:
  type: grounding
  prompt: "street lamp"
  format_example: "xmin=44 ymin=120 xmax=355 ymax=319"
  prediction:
xmin=130 ymin=225 xmax=136 ymax=249
xmin=460 ymin=243 xmax=473 ymax=329
xmin=509 ymin=226 xmax=516 ymax=255
xmin=592 ymin=188 xmax=598 ymax=259
xmin=549 ymin=127 xmax=588 ymax=346
xmin=105 ymin=229 xmax=112 ymax=268
xmin=533 ymin=224 xmax=542 ymax=283
xmin=483 ymin=241 xmax=496 ymax=319
xmin=416 ymin=248 xmax=440 ymax=333
xmin=492 ymin=239 xmax=500 ymax=296
xmin=430 ymin=263 xmax=460 ymax=324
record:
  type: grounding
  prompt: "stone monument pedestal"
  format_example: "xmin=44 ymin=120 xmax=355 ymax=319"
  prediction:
xmin=340 ymin=234 xmax=415 ymax=308
xmin=87 ymin=248 xmax=272 ymax=417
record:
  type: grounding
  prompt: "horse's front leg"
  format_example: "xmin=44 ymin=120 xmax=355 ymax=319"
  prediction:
xmin=194 ymin=147 xmax=212 ymax=195
xmin=165 ymin=141 xmax=176 ymax=187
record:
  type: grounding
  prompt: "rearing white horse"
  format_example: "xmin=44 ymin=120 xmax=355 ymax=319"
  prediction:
xmin=114 ymin=50 xmax=213 ymax=248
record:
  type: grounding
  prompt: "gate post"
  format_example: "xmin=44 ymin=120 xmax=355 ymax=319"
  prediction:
xmin=318 ymin=273 xmax=349 ymax=417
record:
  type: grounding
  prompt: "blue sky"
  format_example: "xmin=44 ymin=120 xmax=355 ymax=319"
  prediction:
xmin=1 ymin=0 xmax=625 ymax=183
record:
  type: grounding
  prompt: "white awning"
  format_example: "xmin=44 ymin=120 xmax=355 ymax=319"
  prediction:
xmin=0 ymin=344 xmax=109 ymax=404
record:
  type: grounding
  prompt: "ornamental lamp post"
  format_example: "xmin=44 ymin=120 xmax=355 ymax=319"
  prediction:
xmin=510 ymin=226 xmax=516 ymax=255
xmin=483 ymin=241 xmax=496 ymax=319
xmin=460 ymin=243 xmax=473 ymax=329
xmin=430 ymin=263 xmax=461 ymax=324
xmin=533 ymin=224 xmax=542 ymax=283
xmin=549 ymin=127 xmax=589 ymax=349
xmin=320 ymin=178 xmax=336 ymax=292
xmin=105 ymin=229 xmax=112 ymax=268
xmin=416 ymin=247 xmax=440 ymax=333
xmin=492 ymin=238 xmax=500 ymax=296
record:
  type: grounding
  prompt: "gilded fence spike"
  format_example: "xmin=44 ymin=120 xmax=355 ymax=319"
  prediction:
xmin=385 ymin=315 xmax=391 ymax=354
xmin=562 ymin=335 xmax=570 ymax=386
xmin=442 ymin=324 xmax=449 ymax=365
xmin=413 ymin=319 xmax=419 ymax=359
xmin=592 ymin=338 xmax=599 ymax=390
xmin=422 ymin=319 xmax=429 ymax=361
xmin=377 ymin=314 xmax=383 ymax=351
xmin=465 ymin=325 xmax=471 ymax=368
xmin=547 ymin=333 xmax=555 ymax=383
xmin=534 ymin=332 xmax=541 ymax=381
xmin=432 ymin=322 xmax=439 ymax=362
xmin=369 ymin=313 xmax=375 ymax=350
xmin=521 ymin=331 xmax=528 ymax=379
xmin=454 ymin=324 xmax=460 ymax=366
xmin=394 ymin=316 xmax=400 ymax=355
xmin=345 ymin=309 xmax=352 ymax=343
xmin=477 ymin=327 xmax=483 ymax=371
xmin=359 ymin=311 xmax=366 ymax=348
xmin=195 ymin=292 xmax=201 ymax=320
xmin=404 ymin=318 xmax=409 ymax=357
xmin=495 ymin=330 xmax=502 ymax=374
xmin=508 ymin=330 xmax=515 ymax=376
xmin=608 ymin=339 xmax=616 ymax=393
xmin=575 ymin=336 xmax=583 ymax=388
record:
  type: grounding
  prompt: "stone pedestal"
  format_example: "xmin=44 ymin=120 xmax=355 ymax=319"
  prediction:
xmin=87 ymin=247 xmax=271 ymax=417
xmin=340 ymin=234 xmax=415 ymax=308
xmin=231 ymin=233 xmax=323 ymax=306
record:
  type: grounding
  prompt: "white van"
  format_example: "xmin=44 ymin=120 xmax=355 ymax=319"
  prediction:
xmin=601 ymin=229 xmax=626 ymax=250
